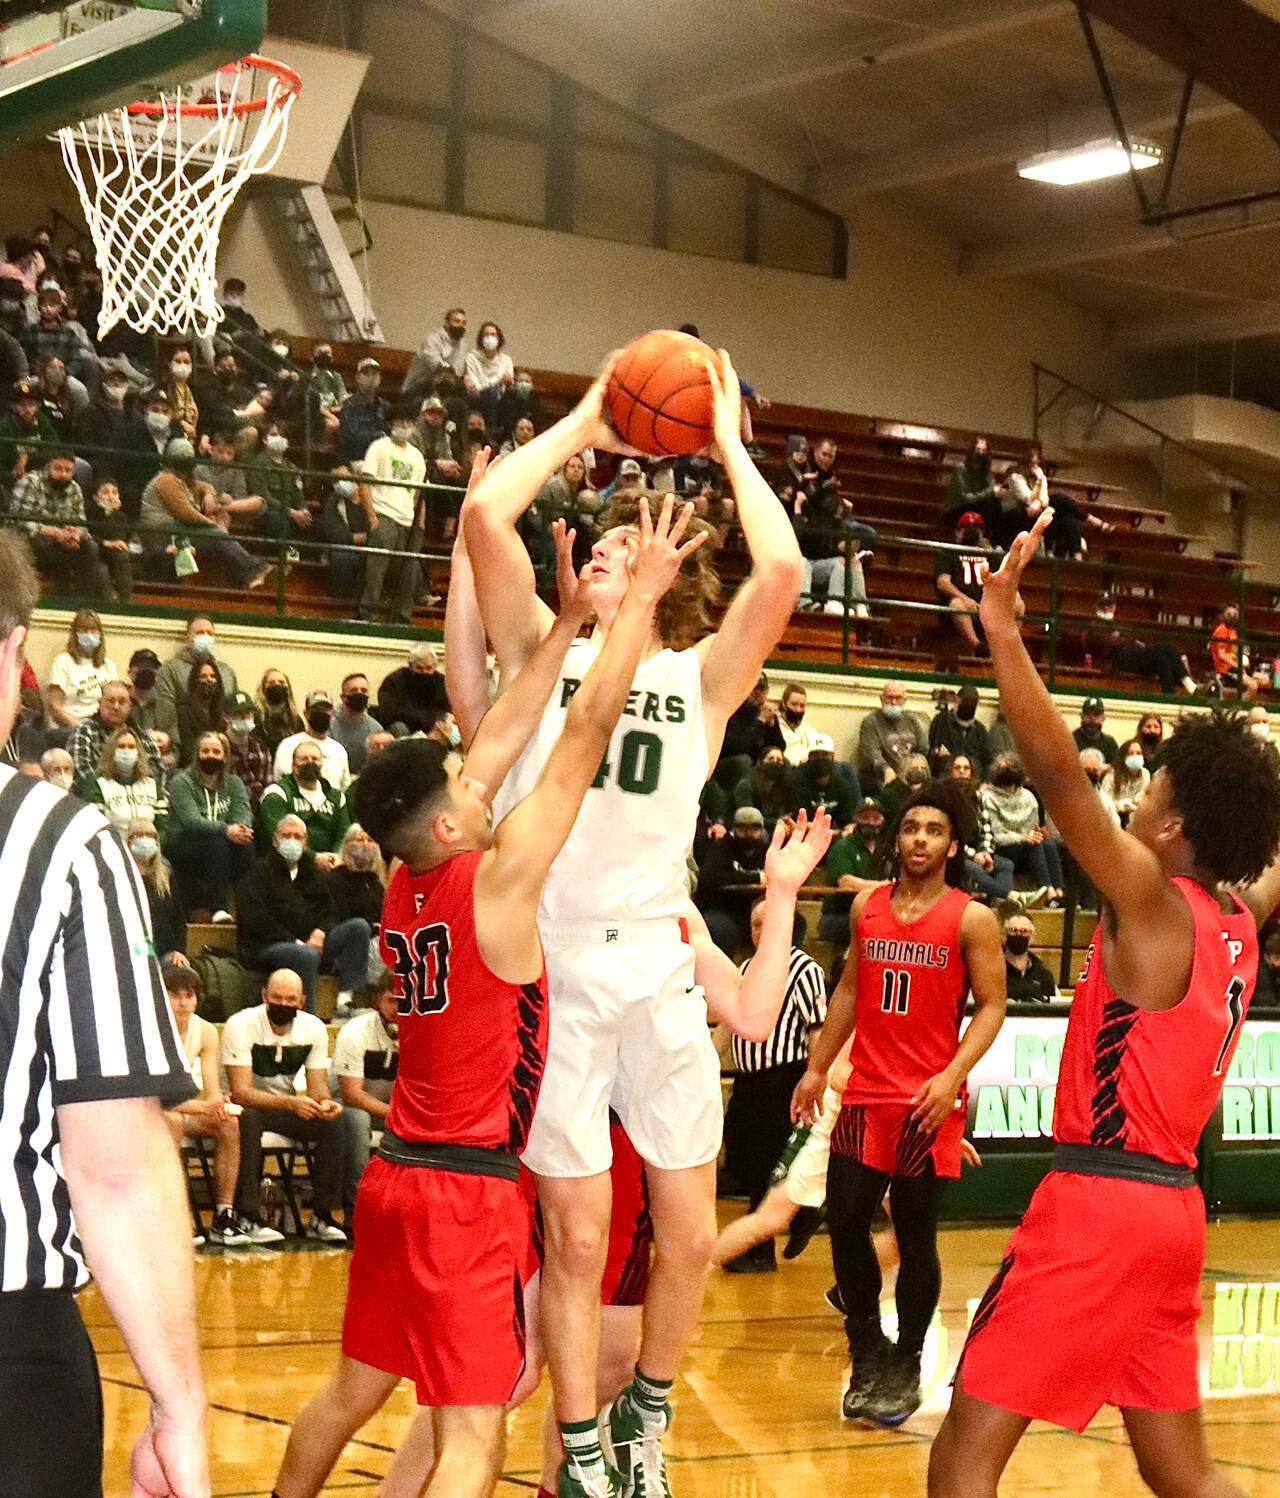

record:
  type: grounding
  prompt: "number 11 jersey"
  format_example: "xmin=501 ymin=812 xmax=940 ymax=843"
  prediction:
xmin=380 ymin=849 xmax=549 ymax=1152
xmin=845 ymin=883 xmax=973 ymax=1107
xmin=491 ymin=639 xmax=708 ymax=924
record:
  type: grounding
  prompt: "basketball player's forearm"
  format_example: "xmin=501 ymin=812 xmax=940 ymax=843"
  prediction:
xmin=984 ymin=616 xmax=1080 ymax=785
xmin=60 ymin=1100 xmax=206 ymax=1424
xmin=443 ymin=526 xmax=490 ymax=747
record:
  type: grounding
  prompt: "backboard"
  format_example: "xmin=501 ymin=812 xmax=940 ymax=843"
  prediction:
xmin=0 ymin=0 xmax=265 ymax=143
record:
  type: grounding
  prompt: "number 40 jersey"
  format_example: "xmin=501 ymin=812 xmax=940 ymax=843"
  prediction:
xmin=380 ymin=848 xmax=549 ymax=1152
xmin=491 ymin=640 xmax=709 ymax=924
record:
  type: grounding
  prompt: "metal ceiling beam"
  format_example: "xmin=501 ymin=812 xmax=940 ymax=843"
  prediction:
xmin=818 ymin=94 xmax=1236 ymax=198
xmin=962 ymin=200 xmax=1280 ymax=277
xmin=1118 ymin=297 xmax=1280 ymax=351
xmin=1081 ymin=0 xmax=1280 ymax=149
xmin=654 ymin=0 xmax=1073 ymax=118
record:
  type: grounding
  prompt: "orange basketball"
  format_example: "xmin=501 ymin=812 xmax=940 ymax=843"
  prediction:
xmin=605 ymin=329 xmax=716 ymax=457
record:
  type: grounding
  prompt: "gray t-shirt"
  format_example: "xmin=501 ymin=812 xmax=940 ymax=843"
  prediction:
xmin=328 ymin=707 xmax=382 ymax=775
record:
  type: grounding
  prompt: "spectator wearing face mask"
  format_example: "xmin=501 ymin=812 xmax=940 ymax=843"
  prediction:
xmin=946 ymin=754 xmax=1014 ymax=903
xmin=164 ymin=349 xmax=198 ymax=439
xmin=927 ymin=684 xmax=990 ymax=777
xmin=234 ymin=816 xmax=371 ymax=1014
xmin=936 ymin=511 xmax=1008 ymax=654
xmin=356 ymin=410 xmax=427 ymax=626
xmin=776 ymin=682 xmax=824 ymax=765
xmin=36 ymin=355 xmax=88 ymax=433
xmin=258 ymin=739 xmax=351 ymax=867
xmin=175 ymin=657 xmax=228 ymax=766
xmin=223 ymin=690 xmax=272 ymax=810
xmin=695 ymin=805 xmax=769 ymax=955
xmin=255 ymin=668 xmax=303 ymax=754
xmin=154 ymin=616 xmax=237 ymax=739
xmin=194 ymin=429 xmax=266 ymax=531
xmin=0 ymin=378 xmax=58 ymax=492
xmin=218 ymin=277 xmax=259 ymax=337
xmin=403 ymin=307 xmax=468 ymax=401
xmin=818 ymin=797 xmax=886 ymax=942
xmin=1077 ymin=748 xmax=1121 ymax=831
xmin=328 ymin=672 xmax=382 ymax=775
xmin=731 ymin=746 xmax=793 ymax=834
xmin=250 ymin=421 xmax=310 ymax=540
xmin=494 ymin=368 xmax=543 ymax=440
xmin=942 ymin=437 xmax=997 ymax=531
xmin=1102 ymin=739 xmax=1150 ymax=824
xmin=715 ymin=672 xmax=787 ymax=790
xmin=788 ymin=735 xmax=860 ymax=828
xmin=1209 ymin=603 xmax=1266 ymax=701
xmin=330 ymin=967 xmax=399 ymax=1216
xmin=1071 ymin=697 xmax=1118 ymax=764
xmin=878 ymin=752 xmax=931 ymax=824
xmin=498 ymin=414 xmax=536 ymax=458
xmin=72 ymin=366 xmax=146 ymax=508
xmin=9 ymin=449 xmax=103 ymax=598
xmin=47 ymin=609 xmax=116 ymax=728
xmin=323 ymin=823 xmax=387 ymax=934
xmin=79 ymin=725 xmax=167 ymax=834
xmin=1001 ymin=912 xmax=1056 ymax=1003
xmin=981 ymin=755 xmax=1064 ymax=906
xmin=857 ymin=680 xmax=927 ymax=789
xmin=20 ymin=287 xmax=92 ymax=378
xmin=83 ymin=478 xmax=133 ymax=602
xmin=1254 ymin=928 xmax=1280 ymax=1005
xmin=125 ymin=816 xmax=183 ymax=957
xmin=274 ymin=688 xmax=351 ymax=791
xmin=322 ymin=466 xmax=369 ymax=602
xmin=139 ymin=438 xmax=271 ymax=591
xmin=309 ymin=342 xmax=347 ymax=414
xmin=337 ymin=357 xmax=389 ymax=466
xmin=375 ymin=643 xmax=448 ymax=735
xmin=40 ymin=746 xmax=75 ymax=791
xmin=463 ymin=320 xmax=514 ymax=426
xmin=164 ymin=729 xmax=255 ymax=921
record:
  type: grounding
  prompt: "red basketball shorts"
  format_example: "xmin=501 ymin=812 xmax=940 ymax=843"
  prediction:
xmin=342 ymin=1155 xmax=532 ymax=1407
xmin=830 ymin=1100 xmax=964 ymax=1179
xmin=957 ymin=1170 xmax=1206 ymax=1430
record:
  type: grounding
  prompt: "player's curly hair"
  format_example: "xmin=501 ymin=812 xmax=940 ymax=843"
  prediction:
xmin=598 ymin=493 xmax=719 ymax=649
xmin=351 ymin=737 xmax=452 ymax=861
xmin=1161 ymin=710 xmax=1280 ymax=885
xmin=881 ymin=779 xmax=975 ymax=890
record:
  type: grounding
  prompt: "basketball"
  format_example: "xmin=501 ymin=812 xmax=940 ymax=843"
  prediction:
xmin=605 ymin=329 xmax=716 ymax=457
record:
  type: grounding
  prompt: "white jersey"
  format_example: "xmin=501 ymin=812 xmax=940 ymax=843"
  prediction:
xmin=493 ymin=638 xmax=708 ymax=923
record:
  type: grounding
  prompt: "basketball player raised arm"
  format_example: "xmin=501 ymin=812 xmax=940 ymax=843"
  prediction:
xmin=473 ymin=497 xmax=708 ymax=978
xmin=461 ymin=349 xmax=803 ymax=749
xmin=683 ymin=811 xmax=833 ymax=1040
xmin=979 ymin=512 xmax=1279 ymax=990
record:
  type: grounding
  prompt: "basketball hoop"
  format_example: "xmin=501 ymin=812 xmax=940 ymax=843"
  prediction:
xmin=57 ymin=54 xmax=300 ymax=338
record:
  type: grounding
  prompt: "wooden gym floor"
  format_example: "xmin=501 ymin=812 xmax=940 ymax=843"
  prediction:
xmin=90 ymin=1210 xmax=1280 ymax=1497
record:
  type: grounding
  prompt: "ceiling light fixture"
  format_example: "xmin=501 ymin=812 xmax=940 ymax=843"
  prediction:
xmin=1017 ymin=138 xmax=1162 ymax=186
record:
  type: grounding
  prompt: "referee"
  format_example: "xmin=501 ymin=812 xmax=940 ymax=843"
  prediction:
xmin=721 ymin=896 xmax=826 ymax=1271
xmin=0 ymin=534 xmax=208 ymax=1498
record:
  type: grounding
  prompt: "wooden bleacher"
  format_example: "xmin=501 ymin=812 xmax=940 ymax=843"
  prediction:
xmin=94 ymin=333 xmax=1268 ymax=694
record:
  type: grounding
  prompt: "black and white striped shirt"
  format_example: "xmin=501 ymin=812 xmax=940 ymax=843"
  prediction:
xmin=0 ymin=768 xmax=193 ymax=1292
xmin=731 ymin=946 xmax=827 ymax=1073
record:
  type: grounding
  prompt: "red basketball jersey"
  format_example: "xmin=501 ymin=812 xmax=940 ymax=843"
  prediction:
xmin=845 ymin=883 xmax=973 ymax=1106
xmin=380 ymin=849 xmax=549 ymax=1152
xmin=1054 ymin=877 xmax=1256 ymax=1167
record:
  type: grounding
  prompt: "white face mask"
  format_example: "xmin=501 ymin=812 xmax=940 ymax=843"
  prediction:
xmin=49 ymin=770 xmax=73 ymax=790
xmin=265 ymin=433 xmax=288 ymax=455
xmin=171 ymin=361 xmax=191 ymax=380
xmin=1251 ymin=721 xmax=1271 ymax=741
xmin=272 ymin=341 xmax=290 ymax=358
xmin=481 ymin=334 xmax=499 ymax=354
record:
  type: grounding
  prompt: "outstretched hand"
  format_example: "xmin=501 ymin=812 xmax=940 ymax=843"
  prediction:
xmin=764 ymin=808 xmax=834 ymax=894
xmin=625 ymin=493 xmax=710 ymax=606
xmin=977 ymin=508 xmax=1053 ymax=635
xmin=572 ymin=351 xmax=647 ymax=457
xmin=552 ymin=518 xmax=592 ymax=627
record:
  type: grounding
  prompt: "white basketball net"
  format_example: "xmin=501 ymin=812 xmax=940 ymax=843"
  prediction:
xmin=57 ymin=56 xmax=298 ymax=338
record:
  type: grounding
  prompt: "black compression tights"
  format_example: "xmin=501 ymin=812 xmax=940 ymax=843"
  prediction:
xmin=826 ymin=1152 xmax=947 ymax=1358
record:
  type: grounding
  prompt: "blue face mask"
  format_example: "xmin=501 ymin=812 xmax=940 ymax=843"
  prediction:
xmin=113 ymin=747 xmax=139 ymax=776
xmin=445 ymin=724 xmax=461 ymax=749
xmin=1124 ymin=755 xmax=1143 ymax=774
xmin=277 ymin=836 xmax=305 ymax=865
xmin=334 ymin=479 xmax=356 ymax=499
xmin=883 ymin=703 xmax=903 ymax=719
xmin=191 ymin=632 xmax=214 ymax=656
xmin=77 ymin=631 xmax=100 ymax=654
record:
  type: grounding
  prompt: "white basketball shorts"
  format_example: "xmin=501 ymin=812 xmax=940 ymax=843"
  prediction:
xmin=777 ymin=1085 xmax=842 ymax=1208
xmin=522 ymin=917 xmax=723 ymax=1178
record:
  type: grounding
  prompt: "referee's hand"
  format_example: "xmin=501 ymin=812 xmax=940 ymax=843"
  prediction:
xmin=131 ymin=1408 xmax=209 ymax=1497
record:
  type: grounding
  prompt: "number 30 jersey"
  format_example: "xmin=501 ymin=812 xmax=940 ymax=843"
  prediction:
xmin=491 ymin=639 xmax=708 ymax=924
xmin=1053 ymin=877 xmax=1256 ymax=1168
xmin=380 ymin=849 xmax=549 ymax=1152
xmin=845 ymin=884 xmax=973 ymax=1107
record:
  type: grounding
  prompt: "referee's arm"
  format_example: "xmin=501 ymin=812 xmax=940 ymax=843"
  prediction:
xmin=50 ymin=829 xmax=208 ymax=1497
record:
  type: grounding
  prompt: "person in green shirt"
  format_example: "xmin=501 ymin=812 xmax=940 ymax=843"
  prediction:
xmin=257 ymin=738 xmax=351 ymax=865
xmin=818 ymin=798 xmax=886 ymax=942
